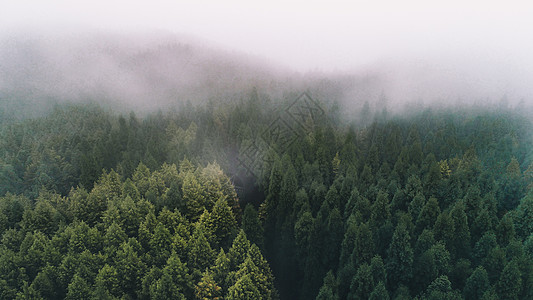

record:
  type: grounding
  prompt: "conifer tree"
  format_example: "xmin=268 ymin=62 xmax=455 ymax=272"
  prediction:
xmin=386 ymin=223 xmax=413 ymax=289
xmin=188 ymin=223 xmax=215 ymax=272
xmin=65 ymin=273 xmax=91 ymax=300
xmin=369 ymin=281 xmax=389 ymax=300
xmin=205 ymin=197 xmax=238 ymax=249
xmin=450 ymin=201 xmax=471 ymax=259
xmin=349 ymin=263 xmax=373 ymax=299
xmin=316 ymin=270 xmax=338 ymax=300
xmin=464 ymin=266 xmax=489 ymax=300
xmin=195 ymin=269 xmax=222 ymax=300
xmin=242 ymin=204 xmax=264 ymax=249
xmin=497 ymin=261 xmax=522 ymax=300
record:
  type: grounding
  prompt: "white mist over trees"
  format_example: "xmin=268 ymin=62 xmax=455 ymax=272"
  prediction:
xmin=1 ymin=31 xmax=532 ymax=121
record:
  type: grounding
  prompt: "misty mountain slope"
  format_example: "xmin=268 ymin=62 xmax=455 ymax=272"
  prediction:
xmin=0 ymin=33 xmax=299 ymax=112
xmin=0 ymin=33 xmax=476 ymax=119
xmin=3 ymin=32 xmax=527 ymax=124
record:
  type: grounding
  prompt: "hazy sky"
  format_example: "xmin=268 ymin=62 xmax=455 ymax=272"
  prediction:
xmin=2 ymin=1 xmax=533 ymax=104
xmin=2 ymin=1 xmax=532 ymax=72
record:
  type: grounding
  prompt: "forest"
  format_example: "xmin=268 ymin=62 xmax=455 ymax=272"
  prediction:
xmin=0 ymin=88 xmax=532 ymax=300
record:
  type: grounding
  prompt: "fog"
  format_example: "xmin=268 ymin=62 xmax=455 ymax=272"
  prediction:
xmin=0 ymin=31 xmax=296 ymax=112
xmin=1 ymin=1 xmax=533 ymax=114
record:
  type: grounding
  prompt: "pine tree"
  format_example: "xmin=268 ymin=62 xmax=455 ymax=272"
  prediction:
xmin=370 ymin=255 xmax=387 ymax=285
xmin=449 ymin=258 xmax=472 ymax=293
xmin=242 ymin=204 xmax=264 ymax=249
xmin=425 ymin=275 xmax=461 ymax=300
xmin=138 ymin=211 xmax=158 ymax=250
xmin=114 ymin=239 xmax=145 ymax=296
xmin=91 ymin=281 xmax=116 ymax=300
xmin=205 ymin=197 xmax=238 ymax=249
xmin=93 ymin=264 xmax=120 ymax=299
xmin=248 ymin=244 xmax=275 ymax=292
xmin=369 ymin=281 xmax=389 ymax=300
xmin=433 ymin=211 xmax=455 ymax=250
xmin=463 ymin=185 xmax=482 ymax=226
xmin=370 ymin=190 xmax=391 ymax=229
xmin=266 ymin=158 xmax=283 ymax=218
xmin=415 ymin=197 xmax=441 ymax=235
xmin=415 ymin=229 xmax=436 ymax=257
xmin=231 ymin=257 xmax=272 ymax=299
xmin=483 ymin=246 xmax=507 ymax=284
xmin=65 ymin=273 xmax=91 ymax=300
xmin=339 ymin=222 xmax=357 ymax=267
xmin=339 ymin=173 xmax=355 ymax=209
xmin=150 ymin=222 xmax=173 ymax=266
xmin=473 ymin=231 xmax=497 ymax=265
xmin=472 ymin=208 xmax=494 ymax=243
xmin=324 ymin=207 xmax=343 ymax=267
xmin=409 ymin=192 xmax=426 ymax=221
xmin=294 ymin=211 xmax=314 ymax=268
xmin=496 ymin=213 xmax=516 ymax=246
xmin=352 ymin=190 xmax=371 ymax=221
xmin=316 ymin=270 xmax=338 ymax=300
xmin=430 ymin=242 xmax=451 ymax=276
xmin=497 ymin=261 xmax=522 ymax=300
xmin=188 ymin=223 xmax=215 ymax=271
xmin=413 ymin=248 xmax=437 ymax=294
xmin=349 ymin=263 xmax=373 ymax=299
xmin=211 ymin=249 xmax=230 ymax=292
xmin=226 ymin=274 xmax=261 ymax=300
xmin=195 ymin=269 xmax=222 ymax=300
xmin=324 ymin=185 xmax=340 ymax=212
xmin=104 ymin=222 xmax=127 ymax=255
xmin=150 ymin=272 xmax=186 ymax=300
xmin=450 ymin=201 xmax=471 ymax=259
xmin=386 ymin=223 xmax=413 ymax=289
xmin=351 ymin=222 xmax=374 ymax=266
xmin=150 ymin=252 xmax=192 ymax=299
xmin=30 ymin=267 xmax=57 ymax=299
xmin=513 ymin=193 xmax=533 ymax=241
xmin=228 ymin=230 xmax=251 ymax=270
xmin=464 ymin=266 xmax=489 ymax=300
xmin=499 ymin=157 xmax=525 ymax=211
xmin=337 ymin=262 xmax=356 ymax=300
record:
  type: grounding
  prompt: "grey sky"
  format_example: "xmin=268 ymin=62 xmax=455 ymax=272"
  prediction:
xmin=2 ymin=1 xmax=533 ymax=103
xmin=1 ymin=1 xmax=531 ymax=71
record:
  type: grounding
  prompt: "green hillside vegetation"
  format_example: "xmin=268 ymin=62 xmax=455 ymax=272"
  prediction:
xmin=0 ymin=90 xmax=532 ymax=299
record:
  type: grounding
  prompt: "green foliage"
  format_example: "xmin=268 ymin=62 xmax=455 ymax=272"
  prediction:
xmin=195 ymin=269 xmax=222 ymax=300
xmin=316 ymin=270 xmax=338 ymax=300
xmin=512 ymin=192 xmax=533 ymax=241
xmin=496 ymin=261 xmax=522 ymax=300
xmin=242 ymin=204 xmax=264 ymax=249
xmin=450 ymin=201 xmax=471 ymax=259
xmin=65 ymin=273 xmax=91 ymax=300
xmin=0 ymin=99 xmax=531 ymax=300
xmin=349 ymin=263 xmax=373 ymax=299
xmin=424 ymin=275 xmax=462 ymax=300
xmin=204 ymin=197 xmax=238 ymax=249
xmin=188 ymin=223 xmax=216 ymax=271
xmin=351 ymin=222 xmax=374 ymax=266
xmin=387 ymin=223 xmax=413 ymax=289
xmin=464 ymin=266 xmax=489 ymax=300
xmin=226 ymin=274 xmax=261 ymax=300
xmin=370 ymin=281 xmax=390 ymax=300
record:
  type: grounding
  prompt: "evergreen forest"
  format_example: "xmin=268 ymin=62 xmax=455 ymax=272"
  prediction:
xmin=0 ymin=88 xmax=532 ymax=300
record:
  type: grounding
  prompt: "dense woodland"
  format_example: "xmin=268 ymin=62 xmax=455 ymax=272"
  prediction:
xmin=0 ymin=90 xmax=532 ymax=300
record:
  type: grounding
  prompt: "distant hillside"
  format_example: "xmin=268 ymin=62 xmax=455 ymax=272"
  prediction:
xmin=1 ymin=32 xmax=530 ymax=123
xmin=0 ymin=32 xmax=302 ymax=113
